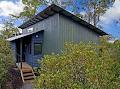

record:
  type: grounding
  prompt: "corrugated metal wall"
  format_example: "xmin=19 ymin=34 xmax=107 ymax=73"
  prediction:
xmin=22 ymin=13 xmax=100 ymax=61
xmin=23 ymin=14 xmax=59 ymax=55
xmin=42 ymin=14 xmax=59 ymax=54
xmin=31 ymin=31 xmax=44 ymax=66
xmin=58 ymin=15 xmax=99 ymax=51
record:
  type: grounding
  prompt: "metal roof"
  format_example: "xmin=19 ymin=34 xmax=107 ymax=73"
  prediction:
xmin=7 ymin=30 xmax=44 ymax=41
xmin=19 ymin=4 xmax=108 ymax=36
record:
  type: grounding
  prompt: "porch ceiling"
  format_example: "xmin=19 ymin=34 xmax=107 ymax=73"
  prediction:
xmin=6 ymin=30 xmax=44 ymax=41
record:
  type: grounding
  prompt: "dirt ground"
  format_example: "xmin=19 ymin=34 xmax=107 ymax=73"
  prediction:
xmin=5 ymin=68 xmax=22 ymax=89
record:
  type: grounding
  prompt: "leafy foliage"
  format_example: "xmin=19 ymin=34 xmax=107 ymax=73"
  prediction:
xmin=12 ymin=0 xmax=74 ymax=21
xmin=78 ymin=0 xmax=115 ymax=26
xmin=15 ymin=0 xmax=42 ymax=20
xmin=0 ymin=38 xmax=15 ymax=88
xmin=35 ymin=36 xmax=120 ymax=89
xmin=11 ymin=0 xmax=115 ymax=27
xmin=0 ymin=19 xmax=19 ymax=39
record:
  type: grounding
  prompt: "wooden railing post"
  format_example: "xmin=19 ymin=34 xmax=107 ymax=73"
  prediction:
xmin=20 ymin=59 xmax=22 ymax=69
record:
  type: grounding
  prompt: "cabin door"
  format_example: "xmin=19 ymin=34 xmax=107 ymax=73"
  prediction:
xmin=22 ymin=36 xmax=32 ymax=63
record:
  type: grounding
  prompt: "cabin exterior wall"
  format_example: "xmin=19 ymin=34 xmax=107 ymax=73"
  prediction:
xmin=32 ymin=13 xmax=100 ymax=55
xmin=21 ymin=14 xmax=59 ymax=66
xmin=58 ymin=14 xmax=99 ymax=50
xmin=22 ymin=13 xmax=100 ymax=57
xmin=10 ymin=13 xmax=101 ymax=67
xmin=30 ymin=31 xmax=44 ymax=67
xmin=23 ymin=14 xmax=59 ymax=55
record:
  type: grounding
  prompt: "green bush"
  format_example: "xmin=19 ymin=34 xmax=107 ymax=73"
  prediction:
xmin=0 ymin=38 xmax=14 ymax=88
xmin=35 ymin=36 xmax=120 ymax=89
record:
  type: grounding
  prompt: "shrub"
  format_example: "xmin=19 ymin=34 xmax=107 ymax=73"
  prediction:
xmin=35 ymin=37 xmax=120 ymax=89
xmin=0 ymin=38 xmax=14 ymax=88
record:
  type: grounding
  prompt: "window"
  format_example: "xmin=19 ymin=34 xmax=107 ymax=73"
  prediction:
xmin=27 ymin=27 xmax=33 ymax=33
xmin=34 ymin=43 xmax=42 ymax=55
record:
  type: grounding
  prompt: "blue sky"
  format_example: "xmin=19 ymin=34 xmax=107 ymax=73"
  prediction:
xmin=0 ymin=0 xmax=120 ymax=38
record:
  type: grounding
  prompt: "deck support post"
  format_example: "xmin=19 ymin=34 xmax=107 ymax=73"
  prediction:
xmin=20 ymin=39 xmax=23 ymax=69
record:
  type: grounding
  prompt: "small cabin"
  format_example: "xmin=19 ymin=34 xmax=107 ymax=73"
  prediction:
xmin=7 ymin=4 xmax=108 ymax=67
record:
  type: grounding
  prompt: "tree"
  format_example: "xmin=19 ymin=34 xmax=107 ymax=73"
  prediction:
xmin=78 ymin=0 xmax=115 ymax=26
xmin=12 ymin=0 xmax=74 ymax=21
xmin=0 ymin=38 xmax=15 ymax=88
xmin=35 ymin=36 xmax=120 ymax=89
xmin=42 ymin=0 xmax=75 ymax=8
xmin=11 ymin=0 xmax=42 ymax=21
xmin=12 ymin=0 xmax=115 ymax=26
xmin=0 ymin=19 xmax=19 ymax=39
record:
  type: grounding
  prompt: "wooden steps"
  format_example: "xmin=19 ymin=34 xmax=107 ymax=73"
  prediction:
xmin=23 ymin=73 xmax=34 ymax=77
xmin=17 ymin=62 xmax=35 ymax=83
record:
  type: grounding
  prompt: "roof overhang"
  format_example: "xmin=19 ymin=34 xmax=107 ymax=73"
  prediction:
xmin=7 ymin=30 xmax=44 ymax=41
xmin=19 ymin=4 xmax=108 ymax=36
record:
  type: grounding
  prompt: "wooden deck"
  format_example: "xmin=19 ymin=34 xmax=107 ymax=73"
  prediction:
xmin=16 ymin=62 xmax=33 ymax=70
xmin=16 ymin=62 xmax=35 ymax=83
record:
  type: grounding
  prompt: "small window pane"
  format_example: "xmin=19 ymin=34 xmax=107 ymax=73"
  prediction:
xmin=34 ymin=43 xmax=42 ymax=55
xmin=27 ymin=28 xmax=33 ymax=33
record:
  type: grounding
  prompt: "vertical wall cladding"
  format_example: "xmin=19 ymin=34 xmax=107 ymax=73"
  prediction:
xmin=41 ymin=14 xmax=59 ymax=54
xmin=58 ymin=15 xmax=99 ymax=51
xmin=32 ymin=31 xmax=44 ymax=67
xmin=30 ymin=14 xmax=59 ymax=55
xmin=23 ymin=14 xmax=59 ymax=66
xmin=20 ymin=13 xmax=100 ymax=67
xmin=27 ymin=14 xmax=59 ymax=54
xmin=34 ymin=13 xmax=99 ymax=55
xmin=24 ymin=32 xmax=44 ymax=67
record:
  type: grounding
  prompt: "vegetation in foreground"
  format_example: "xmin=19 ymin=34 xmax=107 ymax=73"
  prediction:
xmin=0 ymin=38 xmax=15 ymax=88
xmin=35 ymin=36 xmax=120 ymax=89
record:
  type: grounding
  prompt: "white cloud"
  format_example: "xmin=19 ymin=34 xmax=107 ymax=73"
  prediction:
xmin=0 ymin=0 xmax=25 ymax=17
xmin=80 ymin=11 xmax=86 ymax=16
xmin=100 ymin=0 xmax=120 ymax=24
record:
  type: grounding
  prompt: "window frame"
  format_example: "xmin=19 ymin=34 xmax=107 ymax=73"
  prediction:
xmin=34 ymin=43 xmax=42 ymax=55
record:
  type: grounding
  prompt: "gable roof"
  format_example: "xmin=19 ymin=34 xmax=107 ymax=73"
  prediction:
xmin=19 ymin=4 xmax=108 ymax=36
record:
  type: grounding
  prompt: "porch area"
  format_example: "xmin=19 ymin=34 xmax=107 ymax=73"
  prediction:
xmin=6 ymin=29 xmax=44 ymax=87
xmin=7 ymin=30 xmax=44 ymax=67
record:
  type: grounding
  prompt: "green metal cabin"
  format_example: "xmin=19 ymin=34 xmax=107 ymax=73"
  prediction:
xmin=7 ymin=4 xmax=108 ymax=67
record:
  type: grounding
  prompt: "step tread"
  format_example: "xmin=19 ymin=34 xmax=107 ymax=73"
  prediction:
xmin=22 ymin=69 xmax=32 ymax=73
xmin=23 ymin=73 xmax=34 ymax=77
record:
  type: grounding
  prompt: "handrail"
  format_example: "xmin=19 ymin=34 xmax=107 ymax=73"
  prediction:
xmin=16 ymin=53 xmax=23 ymax=69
